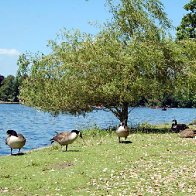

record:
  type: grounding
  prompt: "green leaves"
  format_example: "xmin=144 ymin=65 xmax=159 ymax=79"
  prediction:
xmin=176 ymin=0 xmax=196 ymax=40
xmin=18 ymin=29 xmax=189 ymax=115
xmin=0 ymin=75 xmax=19 ymax=102
xmin=106 ymin=0 xmax=172 ymax=40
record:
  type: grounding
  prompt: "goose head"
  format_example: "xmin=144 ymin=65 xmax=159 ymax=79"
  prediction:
xmin=71 ymin=130 xmax=83 ymax=138
xmin=7 ymin=130 xmax=18 ymax=137
xmin=172 ymin=119 xmax=177 ymax=125
xmin=119 ymin=121 xmax=126 ymax=127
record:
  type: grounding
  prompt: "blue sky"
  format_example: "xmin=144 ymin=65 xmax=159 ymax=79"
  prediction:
xmin=0 ymin=0 xmax=189 ymax=76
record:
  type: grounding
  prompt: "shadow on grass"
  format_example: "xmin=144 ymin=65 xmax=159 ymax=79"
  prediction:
xmin=129 ymin=127 xmax=172 ymax=134
xmin=104 ymin=126 xmax=172 ymax=134
xmin=62 ymin=149 xmax=80 ymax=153
xmin=119 ymin=141 xmax=132 ymax=144
xmin=11 ymin=152 xmax=26 ymax=156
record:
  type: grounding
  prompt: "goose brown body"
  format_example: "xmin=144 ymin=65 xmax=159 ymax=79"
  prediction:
xmin=6 ymin=130 xmax=26 ymax=155
xmin=50 ymin=130 xmax=82 ymax=151
xmin=179 ymin=128 xmax=196 ymax=138
xmin=116 ymin=121 xmax=129 ymax=143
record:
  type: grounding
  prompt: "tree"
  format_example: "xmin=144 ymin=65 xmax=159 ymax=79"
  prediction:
xmin=0 ymin=75 xmax=19 ymax=102
xmin=19 ymin=33 xmax=187 ymax=123
xmin=18 ymin=0 xmax=186 ymax=125
xmin=175 ymin=0 xmax=196 ymax=106
xmin=176 ymin=0 xmax=196 ymax=40
xmin=175 ymin=39 xmax=196 ymax=107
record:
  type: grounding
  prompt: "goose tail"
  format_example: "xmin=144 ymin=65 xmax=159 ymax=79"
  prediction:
xmin=50 ymin=131 xmax=59 ymax=144
xmin=50 ymin=138 xmax=55 ymax=144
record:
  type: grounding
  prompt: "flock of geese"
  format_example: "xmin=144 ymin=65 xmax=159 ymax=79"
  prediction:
xmin=5 ymin=119 xmax=196 ymax=155
xmin=171 ymin=119 xmax=196 ymax=138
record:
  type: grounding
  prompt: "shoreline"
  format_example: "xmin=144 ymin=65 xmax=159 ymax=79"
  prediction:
xmin=0 ymin=145 xmax=51 ymax=157
xmin=0 ymin=101 xmax=19 ymax=104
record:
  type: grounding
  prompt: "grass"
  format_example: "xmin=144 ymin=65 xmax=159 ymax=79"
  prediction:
xmin=0 ymin=127 xmax=195 ymax=195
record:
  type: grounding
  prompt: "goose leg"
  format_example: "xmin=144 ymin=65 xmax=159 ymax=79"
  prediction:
xmin=11 ymin=148 xmax=13 ymax=155
xmin=118 ymin=137 xmax=121 ymax=143
xmin=66 ymin=145 xmax=68 ymax=151
xmin=18 ymin=148 xmax=21 ymax=154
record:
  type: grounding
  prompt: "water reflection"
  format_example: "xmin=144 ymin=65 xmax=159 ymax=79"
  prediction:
xmin=0 ymin=104 xmax=196 ymax=155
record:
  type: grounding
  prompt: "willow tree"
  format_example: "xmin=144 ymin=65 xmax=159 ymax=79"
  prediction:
xmin=18 ymin=0 xmax=186 ymax=125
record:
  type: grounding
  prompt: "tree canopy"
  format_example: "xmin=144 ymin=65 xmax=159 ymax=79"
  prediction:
xmin=106 ymin=0 xmax=172 ymax=40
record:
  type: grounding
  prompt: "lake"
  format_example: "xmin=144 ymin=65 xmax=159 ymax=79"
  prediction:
xmin=1 ymin=104 xmax=196 ymax=155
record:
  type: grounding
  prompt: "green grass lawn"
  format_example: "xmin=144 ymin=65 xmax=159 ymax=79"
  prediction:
xmin=0 ymin=128 xmax=195 ymax=195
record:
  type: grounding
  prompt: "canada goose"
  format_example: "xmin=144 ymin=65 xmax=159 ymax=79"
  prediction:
xmin=116 ymin=121 xmax=129 ymax=143
xmin=5 ymin=130 xmax=26 ymax=155
xmin=179 ymin=128 xmax=196 ymax=138
xmin=171 ymin=119 xmax=188 ymax=133
xmin=50 ymin=130 xmax=82 ymax=151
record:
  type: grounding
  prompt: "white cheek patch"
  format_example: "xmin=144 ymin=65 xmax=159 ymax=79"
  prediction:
xmin=69 ymin=132 xmax=77 ymax=140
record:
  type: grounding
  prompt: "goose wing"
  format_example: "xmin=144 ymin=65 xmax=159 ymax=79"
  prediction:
xmin=51 ymin=131 xmax=70 ymax=143
xmin=17 ymin=134 xmax=26 ymax=142
xmin=180 ymin=129 xmax=196 ymax=138
xmin=5 ymin=137 xmax=8 ymax=145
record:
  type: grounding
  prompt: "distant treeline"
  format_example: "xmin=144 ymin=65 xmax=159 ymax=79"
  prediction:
xmin=0 ymin=75 xmax=20 ymax=102
xmin=0 ymin=74 xmax=195 ymax=108
xmin=138 ymin=95 xmax=196 ymax=109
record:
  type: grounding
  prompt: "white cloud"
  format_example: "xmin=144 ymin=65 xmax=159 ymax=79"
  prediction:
xmin=0 ymin=48 xmax=20 ymax=56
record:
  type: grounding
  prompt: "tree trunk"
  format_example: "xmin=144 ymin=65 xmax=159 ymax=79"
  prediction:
xmin=119 ymin=102 xmax=129 ymax=126
xmin=108 ymin=102 xmax=129 ymax=126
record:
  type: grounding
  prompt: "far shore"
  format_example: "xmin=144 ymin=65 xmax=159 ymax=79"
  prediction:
xmin=0 ymin=101 xmax=19 ymax=104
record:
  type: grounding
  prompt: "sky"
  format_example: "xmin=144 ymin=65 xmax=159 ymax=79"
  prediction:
xmin=0 ymin=0 xmax=189 ymax=77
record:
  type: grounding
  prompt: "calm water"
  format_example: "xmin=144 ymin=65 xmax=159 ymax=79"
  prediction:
xmin=1 ymin=104 xmax=196 ymax=155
